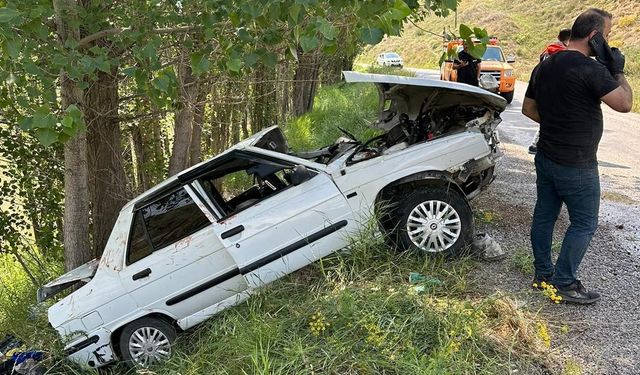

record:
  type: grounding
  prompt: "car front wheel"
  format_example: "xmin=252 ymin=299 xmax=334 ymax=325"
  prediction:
xmin=393 ymin=188 xmax=473 ymax=256
xmin=119 ymin=317 xmax=176 ymax=367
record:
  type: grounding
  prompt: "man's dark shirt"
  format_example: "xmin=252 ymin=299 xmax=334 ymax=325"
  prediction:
xmin=455 ymin=50 xmax=481 ymax=86
xmin=525 ymin=50 xmax=619 ymax=168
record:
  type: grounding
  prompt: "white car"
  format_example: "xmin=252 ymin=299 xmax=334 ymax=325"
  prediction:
xmin=38 ymin=71 xmax=506 ymax=369
xmin=376 ymin=52 xmax=404 ymax=68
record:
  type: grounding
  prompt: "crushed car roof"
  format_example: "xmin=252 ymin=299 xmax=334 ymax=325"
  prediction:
xmin=342 ymin=71 xmax=507 ymax=112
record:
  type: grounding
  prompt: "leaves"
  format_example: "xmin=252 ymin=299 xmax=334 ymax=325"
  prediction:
xmin=190 ymin=52 xmax=211 ymax=76
xmin=300 ymin=34 xmax=320 ymax=52
xmin=360 ymin=27 xmax=385 ymax=45
xmin=34 ymin=128 xmax=59 ymax=147
xmin=2 ymin=39 xmax=20 ymax=59
xmin=0 ymin=8 xmax=20 ymax=23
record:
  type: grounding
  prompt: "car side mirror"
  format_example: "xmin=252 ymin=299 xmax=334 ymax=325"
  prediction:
xmin=290 ymin=165 xmax=311 ymax=186
xmin=507 ymin=55 xmax=516 ymax=63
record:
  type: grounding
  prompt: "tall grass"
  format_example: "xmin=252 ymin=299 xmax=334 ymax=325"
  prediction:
xmin=158 ymin=223 xmax=550 ymax=374
xmin=283 ymin=82 xmax=381 ymax=152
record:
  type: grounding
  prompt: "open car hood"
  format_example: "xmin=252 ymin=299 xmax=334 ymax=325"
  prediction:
xmin=342 ymin=71 xmax=507 ymax=131
xmin=37 ymin=258 xmax=100 ymax=303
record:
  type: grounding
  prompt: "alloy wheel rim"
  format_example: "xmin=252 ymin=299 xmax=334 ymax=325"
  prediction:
xmin=406 ymin=200 xmax=461 ymax=252
xmin=128 ymin=327 xmax=171 ymax=367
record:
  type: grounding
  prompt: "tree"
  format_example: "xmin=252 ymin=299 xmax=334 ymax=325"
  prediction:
xmin=0 ymin=0 xmax=465 ymax=271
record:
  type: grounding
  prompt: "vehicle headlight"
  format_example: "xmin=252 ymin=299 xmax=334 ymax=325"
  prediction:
xmin=504 ymin=70 xmax=513 ymax=77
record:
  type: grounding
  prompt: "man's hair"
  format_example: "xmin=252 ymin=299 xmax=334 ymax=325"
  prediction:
xmin=570 ymin=8 xmax=612 ymax=40
xmin=558 ymin=28 xmax=571 ymax=42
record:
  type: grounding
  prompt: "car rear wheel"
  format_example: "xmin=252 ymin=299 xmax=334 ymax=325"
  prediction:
xmin=391 ymin=188 xmax=473 ymax=256
xmin=119 ymin=317 xmax=176 ymax=367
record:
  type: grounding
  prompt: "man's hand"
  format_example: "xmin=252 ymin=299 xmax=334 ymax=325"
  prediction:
xmin=607 ymin=47 xmax=625 ymax=75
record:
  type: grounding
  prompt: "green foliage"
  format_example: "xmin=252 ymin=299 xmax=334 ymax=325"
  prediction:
xmin=284 ymin=82 xmax=381 ymax=152
xmin=0 ymin=0 xmax=461 ymax=147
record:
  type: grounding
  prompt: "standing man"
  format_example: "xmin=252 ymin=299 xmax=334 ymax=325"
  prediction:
xmin=522 ymin=8 xmax=633 ymax=304
xmin=529 ymin=28 xmax=573 ymax=154
xmin=453 ymin=41 xmax=481 ymax=86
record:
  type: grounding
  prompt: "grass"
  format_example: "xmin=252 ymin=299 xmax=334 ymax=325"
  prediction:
xmin=513 ymin=246 xmax=535 ymax=275
xmin=154 ymin=225 xmax=551 ymax=374
xmin=356 ymin=0 xmax=640 ymax=111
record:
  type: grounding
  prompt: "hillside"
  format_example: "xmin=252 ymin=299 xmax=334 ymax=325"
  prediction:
xmin=356 ymin=0 xmax=639 ymax=110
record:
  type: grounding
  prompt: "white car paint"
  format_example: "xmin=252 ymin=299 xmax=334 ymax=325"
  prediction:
xmin=41 ymin=71 xmax=506 ymax=368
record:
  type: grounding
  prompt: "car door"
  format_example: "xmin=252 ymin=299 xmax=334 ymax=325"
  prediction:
xmin=120 ymin=186 xmax=248 ymax=319
xmin=195 ymin=151 xmax=355 ymax=288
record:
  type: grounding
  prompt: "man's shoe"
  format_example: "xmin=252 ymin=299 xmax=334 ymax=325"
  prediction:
xmin=532 ymin=274 xmax=553 ymax=290
xmin=556 ymin=280 xmax=601 ymax=305
xmin=528 ymin=145 xmax=537 ymax=154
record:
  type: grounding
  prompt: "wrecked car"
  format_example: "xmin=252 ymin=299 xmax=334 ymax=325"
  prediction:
xmin=38 ymin=71 xmax=506 ymax=368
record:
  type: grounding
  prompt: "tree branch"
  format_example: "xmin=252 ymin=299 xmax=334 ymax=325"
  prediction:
xmin=78 ymin=25 xmax=202 ymax=49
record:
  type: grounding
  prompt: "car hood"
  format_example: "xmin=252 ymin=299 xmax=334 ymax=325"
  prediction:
xmin=342 ymin=71 xmax=506 ymax=131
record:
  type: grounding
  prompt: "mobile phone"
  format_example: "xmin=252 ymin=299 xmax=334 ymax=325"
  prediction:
xmin=588 ymin=31 xmax=612 ymax=63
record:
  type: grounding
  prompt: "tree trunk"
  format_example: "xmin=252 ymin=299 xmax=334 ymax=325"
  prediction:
xmin=251 ymin=66 xmax=276 ymax=133
xmin=168 ymin=54 xmax=198 ymax=176
xmin=292 ymin=51 xmax=321 ymax=117
xmin=86 ymin=69 xmax=127 ymax=258
xmin=131 ymin=124 xmax=149 ymax=193
xmin=189 ymin=86 xmax=207 ymax=166
xmin=54 ymin=0 xmax=92 ymax=271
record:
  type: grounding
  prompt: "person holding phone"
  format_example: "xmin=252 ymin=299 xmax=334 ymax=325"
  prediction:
xmin=452 ymin=41 xmax=481 ymax=86
xmin=522 ymin=8 xmax=633 ymax=304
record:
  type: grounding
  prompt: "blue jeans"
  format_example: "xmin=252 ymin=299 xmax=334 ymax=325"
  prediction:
xmin=530 ymin=152 xmax=600 ymax=286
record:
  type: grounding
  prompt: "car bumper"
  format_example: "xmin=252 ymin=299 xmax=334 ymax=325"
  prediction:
xmin=64 ymin=328 xmax=116 ymax=368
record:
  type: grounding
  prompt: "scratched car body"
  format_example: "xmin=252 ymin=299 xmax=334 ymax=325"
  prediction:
xmin=38 ymin=71 xmax=506 ymax=368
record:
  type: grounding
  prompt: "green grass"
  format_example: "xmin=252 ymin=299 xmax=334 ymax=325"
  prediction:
xmin=513 ymin=246 xmax=535 ymax=275
xmin=155 ymin=224 xmax=549 ymax=374
xmin=356 ymin=0 xmax=640 ymax=111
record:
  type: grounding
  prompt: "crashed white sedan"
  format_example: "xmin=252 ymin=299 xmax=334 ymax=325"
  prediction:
xmin=38 ymin=71 xmax=506 ymax=368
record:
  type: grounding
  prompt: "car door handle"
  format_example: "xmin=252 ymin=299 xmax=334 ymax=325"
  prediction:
xmin=132 ymin=268 xmax=152 ymax=281
xmin=221 ymin=225 xmax=245 ymax=239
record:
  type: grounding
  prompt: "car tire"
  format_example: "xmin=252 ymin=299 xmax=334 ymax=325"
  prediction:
xmin=500 ymin=91 xmax=514 ymax=104
xmin=391 ymin=188 xmax=473 ymax=256
xmin=119 ymin=317 xmax=176 ymax=367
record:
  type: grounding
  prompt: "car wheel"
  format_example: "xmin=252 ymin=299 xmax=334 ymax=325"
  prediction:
xmin=119 ymin=317 xmax=176 ymax=367
xmin=500 ymin=91 xmax=514 ymax=104
xmin=393 ymin=188 xmax=473 ymax=256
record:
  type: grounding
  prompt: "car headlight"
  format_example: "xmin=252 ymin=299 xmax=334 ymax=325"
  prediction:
xmin=504 ymin=70 xmax=513 ymax=77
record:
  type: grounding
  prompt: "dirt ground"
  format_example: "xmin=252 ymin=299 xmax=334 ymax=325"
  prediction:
xmin=470 ymin=139 xmax=640 ymax=375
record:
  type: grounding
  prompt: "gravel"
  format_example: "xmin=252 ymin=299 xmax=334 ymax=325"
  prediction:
xmin=469 ymin=138 xmax=640 ymax=375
